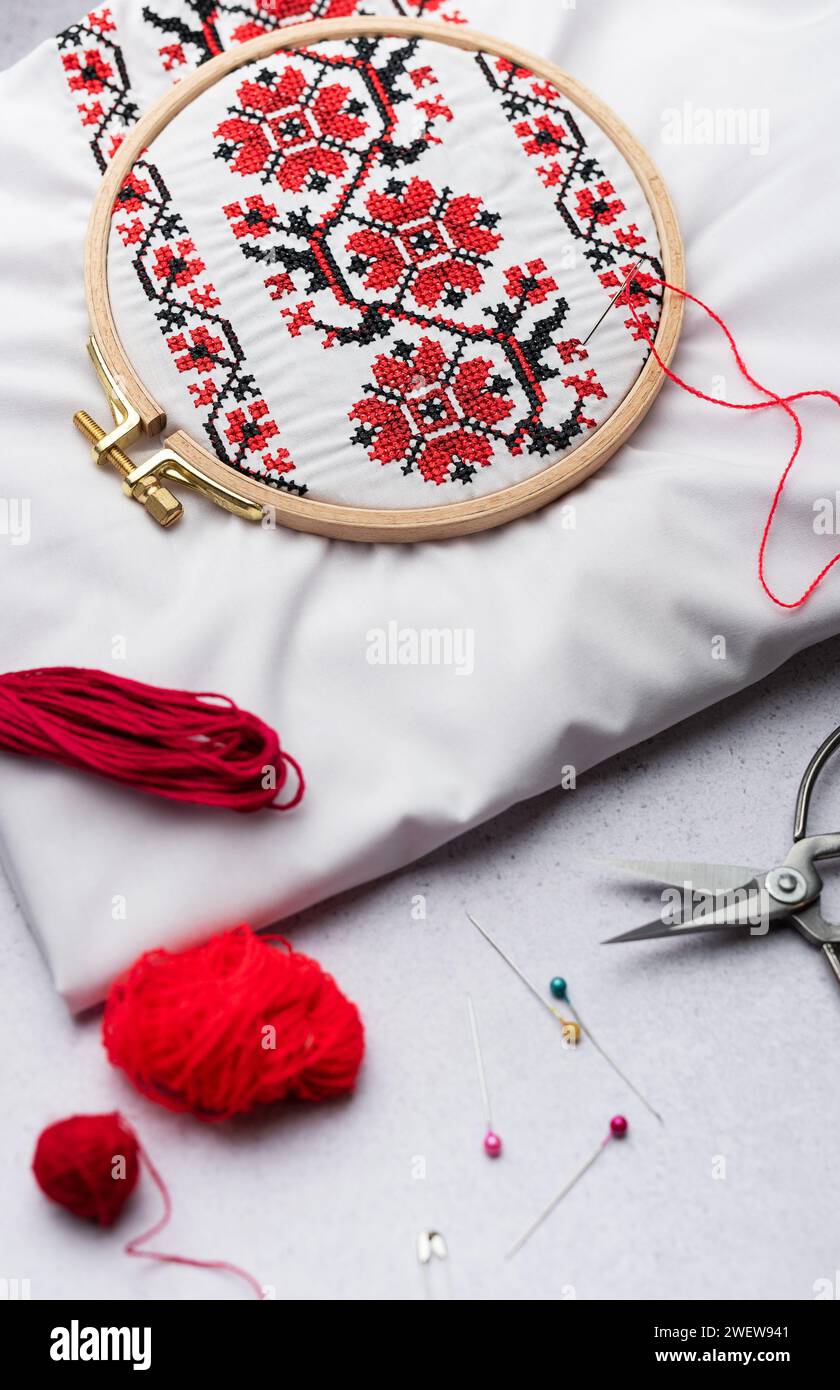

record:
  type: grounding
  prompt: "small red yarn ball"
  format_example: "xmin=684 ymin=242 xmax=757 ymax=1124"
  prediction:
xmin=102 ymin=926 xmax=365 ymax=1122
xmin=32 ymin=1113 xmax=140 ymax=1226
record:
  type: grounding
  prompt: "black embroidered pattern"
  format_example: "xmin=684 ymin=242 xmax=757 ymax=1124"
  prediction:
xmin=113 ymin=161 xmax=307 ymax=491
xmin=56 ymin=7 xmax=139 ymax=172
xmin=141 ymin=1 xmax=360 ymax=74
xmin=139 ymin=0 xmax=467 ymax=77
xmin=56 ymin=6 xmax=307 ymax=492
xmin=477 ymin=53 xmax=664 ymax=346
xmin=217 ymin=36 xmax=456 ymax=341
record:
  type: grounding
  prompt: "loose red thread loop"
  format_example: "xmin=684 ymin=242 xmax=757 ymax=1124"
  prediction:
xmin=127 ymin=1141 xmax=265 ymax=1300
xmin=0 ymin=667 xmax=303 ymax=812
xmin=619 ymin=277 xmax=840 ymax=610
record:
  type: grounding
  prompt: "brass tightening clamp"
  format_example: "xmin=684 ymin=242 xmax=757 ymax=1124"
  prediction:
xmin=75 ymin=338 xmax=264 ymax=528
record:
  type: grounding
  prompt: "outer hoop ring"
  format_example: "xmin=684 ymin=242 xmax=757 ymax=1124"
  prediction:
xmin=86 ymin=16 xmax=684 ymax=542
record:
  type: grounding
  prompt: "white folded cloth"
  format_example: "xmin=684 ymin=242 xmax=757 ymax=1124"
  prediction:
xmin=0 ymin=0 xmax=838 ymax=1010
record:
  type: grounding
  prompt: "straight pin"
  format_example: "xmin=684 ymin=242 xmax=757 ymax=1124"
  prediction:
xmin=580 ymin=261 xmax=641 ymax=346
xmin=466 ymin=912 xmax=662 ymax=1122
xmin=549 ymin=975 xmax=663 ymax=1125
xmin=466 ymin=994 xmax=502 ymax=1158
xmin=466 ymin=913 xmax=580 ymax=1044
xmin=507 ymin=1116 xmax=628 ymax=1259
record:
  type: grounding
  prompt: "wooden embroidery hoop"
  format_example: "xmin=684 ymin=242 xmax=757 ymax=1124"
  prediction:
xmin=81 ymin=15 xmax=685 ymax=542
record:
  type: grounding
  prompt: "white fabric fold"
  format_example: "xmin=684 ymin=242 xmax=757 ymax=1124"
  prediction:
xmin=0 ymin=0 xmax=838 ymax=1009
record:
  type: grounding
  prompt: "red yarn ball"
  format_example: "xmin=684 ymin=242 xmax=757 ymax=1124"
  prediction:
xmin=32 ymin=1113 xmax=140 ymax=1226
xmin=102 ymin=926 xmax=365 ymax=1121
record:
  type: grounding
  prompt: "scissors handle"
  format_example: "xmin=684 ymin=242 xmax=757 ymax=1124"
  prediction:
xmin=794 ymin=724 xmax=840 ymax=842
xmin=823 ymin=943 xmax=840 ymax=988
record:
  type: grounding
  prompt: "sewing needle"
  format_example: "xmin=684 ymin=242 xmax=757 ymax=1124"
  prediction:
xmin=580 ymin=261 xmax=641 ymax=346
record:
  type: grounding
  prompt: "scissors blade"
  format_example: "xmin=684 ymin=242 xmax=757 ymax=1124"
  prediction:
xmin=603 ymin=881 xmax=778 ymax=943
xmin=597 ymin=856 xmax=763 ymax=895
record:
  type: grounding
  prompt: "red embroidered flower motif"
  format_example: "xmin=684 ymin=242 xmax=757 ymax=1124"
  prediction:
xmin=345 ymin=177 xmax=502 ymax=312
xmin=231 ymin=0 xmax=360 ymax=39
xmin=231 ymin=22 xmax=268 ymax=43
xmin=152 ymin=239 xmax=205 ymax=288
xmin=504 ymin=259 xmax=558 ymax=307
xmin=189 ymin=380 xmax=218 ymax=408
xmin=515 ymin=113 xmax=568 ymax=160
xmin=62 ymin=47 xmax=113 ymax=95
xmin=598 ymin=265 xmax=659 ymax=342
xmin=257 ymin=0 xmax=357 ymax=18
xmin=225 ymin=400 xmax=278 ymax=452
xmin=562 ymin=368 xmax=607 ymax=429
xmin=265 ymin=272 xmax=295 ymax=301
xmin=494 ymin=56 xmax=534 ymax=80
xmin=599 ymin=264 xmax=655 ymax=311
xmin=167 ymin=326 xmax=225 ymax=376
xmin=223 ymin=195 xmax=279 ymax=241
xmin=87 ymin=7 xmax=116 ymax=33
xmin=215 ymin=65 xmax=369 ymax=193
xmin=614 ymin=224 xmax=646 ymax=251
xmin=350 ymin=337 xmax=515 ymax=485
xmin=80 ymin=100 xmax=104 ymax=127
xmin=160 ymin=44 xmax=186 ymax=72
xmin=222 ymin=400 xmax=292 ymax=473
xmin=556 ymin=339 xmax=588 ymax=365
xmin=575 ymin=181 xmax=625 ymax=227
xmin=114 ymin=171 xmax=151 ymax=214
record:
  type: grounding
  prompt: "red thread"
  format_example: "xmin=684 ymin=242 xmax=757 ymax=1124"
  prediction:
xmin=103 ymin=926 xmax=365 ymax=1121
xmin=125 ymin=1141 xmax=264 ymax=1299
xmin=622 ymin=278 xmax=840 ymax=610
xmin=0 ymin=667 xmax=303 ymax=812
xmin=32 ymin=1112 xmax=264 ymax=1298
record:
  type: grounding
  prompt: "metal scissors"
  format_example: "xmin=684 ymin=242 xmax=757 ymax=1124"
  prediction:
xmin=602 ymin=724 xmax=840 ymax=988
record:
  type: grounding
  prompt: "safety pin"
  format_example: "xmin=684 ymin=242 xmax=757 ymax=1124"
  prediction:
xmin=417 ymin=1230 xmax=453 ymax=1300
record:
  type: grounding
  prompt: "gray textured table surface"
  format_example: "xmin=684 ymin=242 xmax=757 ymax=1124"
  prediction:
xmin=2 ymin=0 xmax=838 ymax=1303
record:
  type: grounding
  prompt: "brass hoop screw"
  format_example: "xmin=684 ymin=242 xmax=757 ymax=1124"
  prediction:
xmin=73 ymin=411 xmax=183 ymax=527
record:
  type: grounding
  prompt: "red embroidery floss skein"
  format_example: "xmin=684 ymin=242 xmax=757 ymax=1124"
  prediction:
xmin=32 ymin=1112 xmax=265 ymax=1298
xmin=0 ymin=667 xmax=303 ymax=812
xmin=103 ymin=926 xmax=365 ymax=1121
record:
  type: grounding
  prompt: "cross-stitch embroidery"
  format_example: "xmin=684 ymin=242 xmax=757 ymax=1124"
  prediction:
xmin=57 ymin=3 xmax=659 ymax=499
xmin=213 ymin=39 xmax=609 ymax=485
xmin=478 ymin=53 xmax=664 ymax=345
xmin=58 ymin=7 xmax=306 ymax=491
xmin=114 ymin=159 xmax=306 ymax=490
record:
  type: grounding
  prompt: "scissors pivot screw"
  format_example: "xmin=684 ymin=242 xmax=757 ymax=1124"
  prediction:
xmin=765 ymin=867 xmax=807 ymax=903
